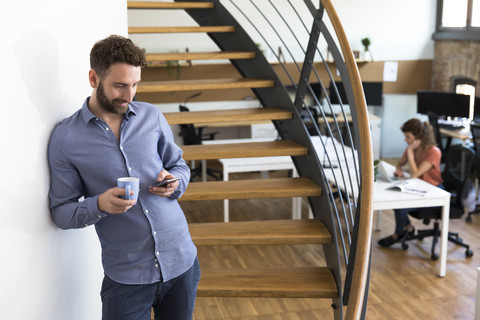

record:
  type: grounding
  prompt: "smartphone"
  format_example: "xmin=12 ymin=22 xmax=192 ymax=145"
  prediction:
xmin=154 ymin=177 xmax=180 ymax=187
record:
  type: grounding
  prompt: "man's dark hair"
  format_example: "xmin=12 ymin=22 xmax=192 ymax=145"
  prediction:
xmin=90 ymin=35 xmax=146 ymax=78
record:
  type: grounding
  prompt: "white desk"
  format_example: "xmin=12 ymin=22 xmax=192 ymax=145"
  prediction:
xmin=374 ymin=179 xmax=451 ymax=277
xmin=202 ymin=138 xmax=300 ymax=222
xmin=324 ymin=155 xmax=451 ymax=277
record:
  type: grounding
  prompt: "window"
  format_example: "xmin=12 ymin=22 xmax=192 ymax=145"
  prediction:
xmin=434 ymin=0 xmax=480 ymax=40
xmin=453 ymin=78 xmax=476 ymax=119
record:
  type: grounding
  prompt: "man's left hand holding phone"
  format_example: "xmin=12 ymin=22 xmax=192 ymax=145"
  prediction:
xmin=149 ymin=169 xmax=180 ymax=198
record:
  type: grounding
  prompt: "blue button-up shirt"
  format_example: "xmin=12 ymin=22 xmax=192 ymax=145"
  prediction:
xmin=48 ymin=98 xmax=196 ymax=284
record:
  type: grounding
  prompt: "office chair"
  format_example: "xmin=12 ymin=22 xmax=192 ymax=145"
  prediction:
xmin=299 ymin=106 xmax=320 ymax=135
xmin=428 ymin=111 xmax=451 ymax=163
xmin=401 ymin=144 xmax=474 ymax=260
xmin=178 ymin=98 xmax=222 ymax=181
xmin=466 ymin=121 xmax=480 ymax=222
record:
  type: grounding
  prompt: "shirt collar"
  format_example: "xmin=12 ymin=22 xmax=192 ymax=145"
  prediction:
xmin=81 ymin=97 xmax=137 ymax=124
xmin=124 ymin=103 xmax=136 ymax=120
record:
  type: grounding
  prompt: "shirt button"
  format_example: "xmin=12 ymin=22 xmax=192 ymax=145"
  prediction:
xmin=105 ymin=127 xmax=109 ymax=131
xmin=128 ymin=167 xmax=132 ymax=171
xmin=155 ymin=264 xmax=159 ymax=268
xmin=98 ymin=215 xmax=102 ymax=218
xmin=156 ymin=251 xmax=160 ymax=255
xmin=153 ymin=231 xmax=157 ymax=235
xmin=145 ymin=210 xmax=149 ymax=214
xmin=120 ymin=146 xmax=124 ymax=150
xmin=84 ymin=224 xmax=88 ymax=227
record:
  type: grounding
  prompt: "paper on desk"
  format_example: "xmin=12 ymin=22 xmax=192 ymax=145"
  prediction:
xmin=387 ymin=179 xmax=428 ymax=196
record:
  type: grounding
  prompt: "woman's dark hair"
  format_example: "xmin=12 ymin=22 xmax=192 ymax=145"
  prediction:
xmin=401 ymin=118 xmax=436 ymax=148
xmin=90 ymin=35 xmax=146 ymax=78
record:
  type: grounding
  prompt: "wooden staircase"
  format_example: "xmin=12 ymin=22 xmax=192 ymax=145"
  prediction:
xmin=128 ymin=1 xmax=373 ymax=319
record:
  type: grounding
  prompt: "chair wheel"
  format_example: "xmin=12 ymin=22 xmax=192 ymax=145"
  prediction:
xmin=466 ymin=216 xmax=472 ymax=223
xmin=401 ymin=242 xmax=409 ymax=250
xmin=431 ymin=253 xmax=439 ymax=261
xmin=466 ymin=249 xmax=474 ymax=258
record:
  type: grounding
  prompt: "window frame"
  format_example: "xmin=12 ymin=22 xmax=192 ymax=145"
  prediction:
xmin=433 ymin=0 xmax=480 ymax=40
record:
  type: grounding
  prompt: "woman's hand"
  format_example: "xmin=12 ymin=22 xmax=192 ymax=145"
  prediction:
xmin=394 ymin=168 xmax=404 ymax=177
xmin=407 ymin=139 xmax=421 ymax=151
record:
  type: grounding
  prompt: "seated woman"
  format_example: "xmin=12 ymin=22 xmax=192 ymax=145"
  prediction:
xmin=378 ymin=118 xmax=444 ymax=247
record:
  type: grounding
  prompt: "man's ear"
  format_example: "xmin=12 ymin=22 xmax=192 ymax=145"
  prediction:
xmin=88 ymin=69 xmax=99 ymax=88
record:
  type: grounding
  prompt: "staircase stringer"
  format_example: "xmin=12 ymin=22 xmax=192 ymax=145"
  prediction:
xmin=176 ymin=0 xmax=344 ymax=316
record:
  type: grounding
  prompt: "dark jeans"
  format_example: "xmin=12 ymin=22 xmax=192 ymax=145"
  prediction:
xmin=394 ymin=208 xmax=414 ymax=235
xmin=101 ymin=257 xmax=201 ymax=320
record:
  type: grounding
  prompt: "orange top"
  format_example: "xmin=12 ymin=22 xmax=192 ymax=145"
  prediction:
xmin=403 ymin=145 xmax=443 ymax=186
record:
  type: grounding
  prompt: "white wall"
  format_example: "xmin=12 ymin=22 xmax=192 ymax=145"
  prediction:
xmin=0 ymin=1 xmax=127 ymax=319
xmin=128 ymin=0 xmax=437 ymax=61
xmin=375 ymin=95 xmax=427 ymax=158
xmin=333 ymin=0 xmax=437 ymax=61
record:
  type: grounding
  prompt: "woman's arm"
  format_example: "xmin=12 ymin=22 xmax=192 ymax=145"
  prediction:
xmin=394 ymin=152 xmax=408 ymax=177
xmin=406 ymin=140 xmax=433 ymax=178
xmin=408 ymin=158 xmax=434 ymax=178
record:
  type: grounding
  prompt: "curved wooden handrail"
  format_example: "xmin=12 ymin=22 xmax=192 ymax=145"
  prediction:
xmin=320 ymin=0 xmax=374 ymax=319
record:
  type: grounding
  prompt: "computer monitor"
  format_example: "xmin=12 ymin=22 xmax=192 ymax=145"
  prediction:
xmin=329 ymin=81 xmax=383 ymax=106
xmin=474 ymin=96 xmax=480 ymax=120
xmin=417 ymin=90 xmax=470 ymax=119
xmin=308 ymin=82 xmax=323 ymax=103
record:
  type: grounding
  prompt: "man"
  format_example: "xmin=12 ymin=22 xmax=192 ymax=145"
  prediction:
xmin=48 ymin=35 xmax=199 ymax=320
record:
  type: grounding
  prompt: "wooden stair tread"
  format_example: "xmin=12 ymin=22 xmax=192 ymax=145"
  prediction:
xmin=137 ymin=78 xmax=275 ymax=93
xmin=128 ymin=26 xmax=235 ymax=34
xmin=189 ymin=219 xmax=331 ymax=245
xmin=146 ymin=51 xmax=255 ymax=62
xmin=181 ymin=140 xmax=307 ymax=160
xmin=127 ymin=1 xmax=214 ymax=9
xmin=197 ymin=267 xmax=338 ymax=298
xmin=164 ymin=107 xmax=291 ymax=125
xmin=180 ymin=177 xmax=322 ymax=201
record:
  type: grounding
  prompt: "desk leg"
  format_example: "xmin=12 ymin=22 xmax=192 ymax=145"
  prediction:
xmin=292 ymin=168 xmax=301 ymax=219
xmin=375 ymin=210 xmax=382 ymax=231
xmin=201 ymin=160 xmax=207 ymax=182
xmin=260 ymin=170 xmax=269 ymax=179
xmin=224 ymin=199 xmax=229 ymax=223
xmin=439 ymin=203 xmax=450 ymax=277
xmin=223 ymin=165 xmax=229 ymax=223
xmin=308 ymin=207 xmax=313 ymax=219
xmin=476 ymin=177 xmax=479 ymax=200
xmin=292 ymin=197 xmax=302 ymax=219
xmin=475 ymin=267 xmax=480 ymax=320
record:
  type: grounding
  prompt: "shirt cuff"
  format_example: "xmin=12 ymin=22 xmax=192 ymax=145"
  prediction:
xmin=80 ymin=195 xmax=108 ymax=226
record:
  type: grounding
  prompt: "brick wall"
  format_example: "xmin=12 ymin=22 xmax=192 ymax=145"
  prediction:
xmin=432 ymin=40 xmax=480 ymax=93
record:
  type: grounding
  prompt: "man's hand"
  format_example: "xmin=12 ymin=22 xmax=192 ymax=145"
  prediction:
xmin=98 ymin=187 xmax=136 ymax=214
xmin=149 ymin=170 xmax=179 ymax=198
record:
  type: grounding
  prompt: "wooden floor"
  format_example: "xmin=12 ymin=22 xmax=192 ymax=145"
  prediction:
xmin=181 ymin=161 xmax=480 ymax=319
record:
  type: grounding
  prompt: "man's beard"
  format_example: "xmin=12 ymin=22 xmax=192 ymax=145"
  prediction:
xmin=96 ymin=81 xmax=129 ymax=115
